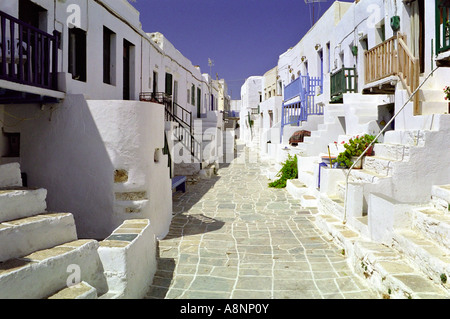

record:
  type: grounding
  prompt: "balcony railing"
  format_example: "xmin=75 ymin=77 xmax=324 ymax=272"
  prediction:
xmin=0 ymin=10 xmax=59 ymax=91
xmin=330 ymin=67 xmax=357 ymax=102
xmin=281 ymin=74 xmax=324 ymax=142
xmin=364 ymin=35 xmax=397 ymax=84
xmin=284 ymin=77 xmax=302 ymax=101
xmin=140 ymin=91 xmax=202 ymax=162
xmin=364 ymin=34 xmax=420 ymax=114
xmin=436 ymin=0 xmax=450 ymax=54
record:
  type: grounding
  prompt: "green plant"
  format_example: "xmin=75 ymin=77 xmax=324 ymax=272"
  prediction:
xmin=268 ymin=154 xmax=298 ymax=188
xmin=444 ymin=86 xmax=450 ymax=101
xmin=441 ymin=273 xmax=447 ymax=284
xmin=333 ymin=134 xmax=377 ymax=168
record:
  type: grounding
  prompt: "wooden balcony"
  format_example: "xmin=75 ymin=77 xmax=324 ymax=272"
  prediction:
xmin=364 ymin=34 xmax=420 ymax=115
xmin=0 ymin=10 xmax=60 ymax=93
xmin=436 ymin=0 xmax=450 ymax=66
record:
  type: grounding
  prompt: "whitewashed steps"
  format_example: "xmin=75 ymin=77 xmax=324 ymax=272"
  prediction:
xmin=0 ymin=212 xmax=78 ymax=263
xmin=0 ymin=187 xmax=47 ymax=222
xmin=393 ymin=229 xmax=450 ymax=292
xmin=286 ymin=179 xmax=308 ymax=199
xmin=48 ymin=281 xmax=98 ymax=299
xmin=0 ymin=163 xmax=22 ymax=188
xmin=315 ymin=213 xmax=449 ymax=298
xmin=373 ymin=143 xmax=411 ymax=162
xmin=0 ymin=240 xmax=108 ymax=299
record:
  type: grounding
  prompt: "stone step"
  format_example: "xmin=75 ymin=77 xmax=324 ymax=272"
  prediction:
xmin=431 ymin=185 xmax=450 ymax=212
xmin=298 ymin=170 xmax=316 ymax=189
xmin=318 ymin=193 xmax=345 ymax=220
xmin=0 ymin=187 xmax=47 ymax=223
xmin=421 ymin=101 xmax=449 ymax=115
xmin=300 ymin=194 xmax=317 ymax=208
xmin=0 ymin=212 xmax=78 ymax=263
xmin=48 ymin=281 xmax=98 ymax=299
xmin=393 ymin=229 xmax=450 ymax=292
xmin=355 ymin=239 xmax=449 ymax=299
xmin=337 ymin=181 xmax=346 ymax=201
xmin=363 ymin=156 xmax=398 ymax=177
xmin=411 ymin=206 xmax=450 ymax=252
xmin=315 ymin=210 xmax=449 ymax=298
xmin=0 ymin=163 xmax=22 ymax=188
xmin=286 ymin=179 xmax=308 ymax=199
xmin=373 ymin=143 xmax=411 ymax=162
xmin=0 ymin=239 xmax=108 ymax=299
xmin=348 ymin=169 xmax=388 ymax=184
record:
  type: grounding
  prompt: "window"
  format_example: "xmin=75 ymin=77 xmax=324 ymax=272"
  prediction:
xmin=165 ymin=73 xmax=173 ymax=95
xmin=19 ymin=0 xmax=46 ymax=30
xmin=191 ymin=84 xmax=195 ymax=105
xmin=376 ymin=22 xmax=385 ymax=45
xmin=326 ymin=42 xmax=331 ymax=73
xmin=153 ymin=71 xmax=158 ymax=93
xmin=68 ymin=27 xmax=87 ymax=82
xmin=103 ymin=26 xmax=116 ymax=84
xmin=197 ymin=87 xmax=201 ymax=118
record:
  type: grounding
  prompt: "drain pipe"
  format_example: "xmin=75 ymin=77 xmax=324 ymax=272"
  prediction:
xmin=342 ymin=66 xmax=440 ymax=224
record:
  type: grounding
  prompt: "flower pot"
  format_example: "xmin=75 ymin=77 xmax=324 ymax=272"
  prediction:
xmin=366 ymin=145 xmax=374 ymax=156
xmin=351 ymin=156 xmax=363 ymax=169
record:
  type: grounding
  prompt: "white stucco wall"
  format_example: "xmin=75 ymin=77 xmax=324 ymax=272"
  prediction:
xmin=4 ymin=95 xmax=172 ymax=240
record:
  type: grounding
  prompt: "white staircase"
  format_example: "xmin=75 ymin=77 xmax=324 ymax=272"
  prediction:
xmin=392 ymin=185 xmax=450 ymax=291
xmin=296 ymin=104 xmax=346 ymax=156
xmin=0 ymin=163 xmax=108 ymax=299
xmin=311 ymin=113 xmax=450 ymax=298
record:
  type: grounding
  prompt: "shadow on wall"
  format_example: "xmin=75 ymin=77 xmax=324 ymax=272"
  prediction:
xmin=5 ymin=94 xmax=115 ymax=239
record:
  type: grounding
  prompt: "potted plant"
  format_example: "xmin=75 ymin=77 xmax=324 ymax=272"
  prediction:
xmin=333 ymin=134 xmax=376 ymax=169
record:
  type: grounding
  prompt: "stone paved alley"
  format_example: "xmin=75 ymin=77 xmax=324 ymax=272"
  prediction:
xmin=145 ymin=143 xmax=379 ymax=299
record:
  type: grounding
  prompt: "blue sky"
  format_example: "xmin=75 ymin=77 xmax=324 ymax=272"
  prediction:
xmin=130 ymin=0 xmax=352 ymax=99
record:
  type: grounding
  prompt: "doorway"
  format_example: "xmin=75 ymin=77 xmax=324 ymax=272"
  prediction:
xmin=123 ymin=40 xmax=132 ymax=100
xmin=410 ymin=0 xmax=425 ymax=73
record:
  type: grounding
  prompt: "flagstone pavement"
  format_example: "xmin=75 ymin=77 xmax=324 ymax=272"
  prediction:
xmin=145 ymin=143 xmax=380 ymax=299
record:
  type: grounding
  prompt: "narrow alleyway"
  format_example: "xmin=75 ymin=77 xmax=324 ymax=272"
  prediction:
xmin=145 ymin=143 xmax=379 ymax=299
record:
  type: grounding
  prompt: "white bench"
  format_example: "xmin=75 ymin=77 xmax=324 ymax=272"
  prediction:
xmin=172 ymin=176 xmax=186 ymax=193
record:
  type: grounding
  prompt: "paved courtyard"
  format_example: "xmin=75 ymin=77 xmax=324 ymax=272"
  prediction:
xmin=145 ymin=144 xmax=379 ymax=299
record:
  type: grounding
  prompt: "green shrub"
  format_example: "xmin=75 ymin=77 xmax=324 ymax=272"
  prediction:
xmin=333 ymin=134 xmax=377 ymax=168
xmin=269 ymin=154 xmax=298 ymax=188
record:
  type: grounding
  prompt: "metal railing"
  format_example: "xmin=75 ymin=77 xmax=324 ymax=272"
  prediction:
xmin=139 ymin=91 xmax=202 ymax=162
xmin=342 ymin=65 xmax=440 ymax=224
xmin=330 ymin=67 xmax=358 ymax=102
xmin=436 ymin=0 xmax=450 ymax=54
xmin=284 ymin=77 xmax=302 ymax=101
xmin=281 ymin=74 xmax=323 ymax=142
xmin=139 ymin=92 xmax=172 ymax=106
xmin=0 ymin=10 xmax=60 ymax=90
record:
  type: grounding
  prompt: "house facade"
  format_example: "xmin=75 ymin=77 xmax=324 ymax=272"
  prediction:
xmin=0 ymin=0 xmax=231 ymax=298
xmin=239 ymin=0 xmax=450 ymax=297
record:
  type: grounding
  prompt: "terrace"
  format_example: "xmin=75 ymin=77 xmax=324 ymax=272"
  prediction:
xmin=0 ymin=10 xmax=63 ymax=104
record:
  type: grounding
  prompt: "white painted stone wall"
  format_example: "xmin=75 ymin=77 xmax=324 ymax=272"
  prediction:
xmin=3 ymin=95 xmax=172 ymax=240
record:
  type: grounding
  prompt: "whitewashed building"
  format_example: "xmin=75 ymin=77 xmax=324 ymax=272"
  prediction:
xmin=0 ymin=0 xmax=230 ymax=298
xmin=242 ymin=0 xmax=450 ymax=298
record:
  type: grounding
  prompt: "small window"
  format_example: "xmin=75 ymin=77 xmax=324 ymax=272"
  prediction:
xmin=68 ymin=27 xmax=87 ymax=82
xmin=153 ymin=71 xmax=158 ymax=93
